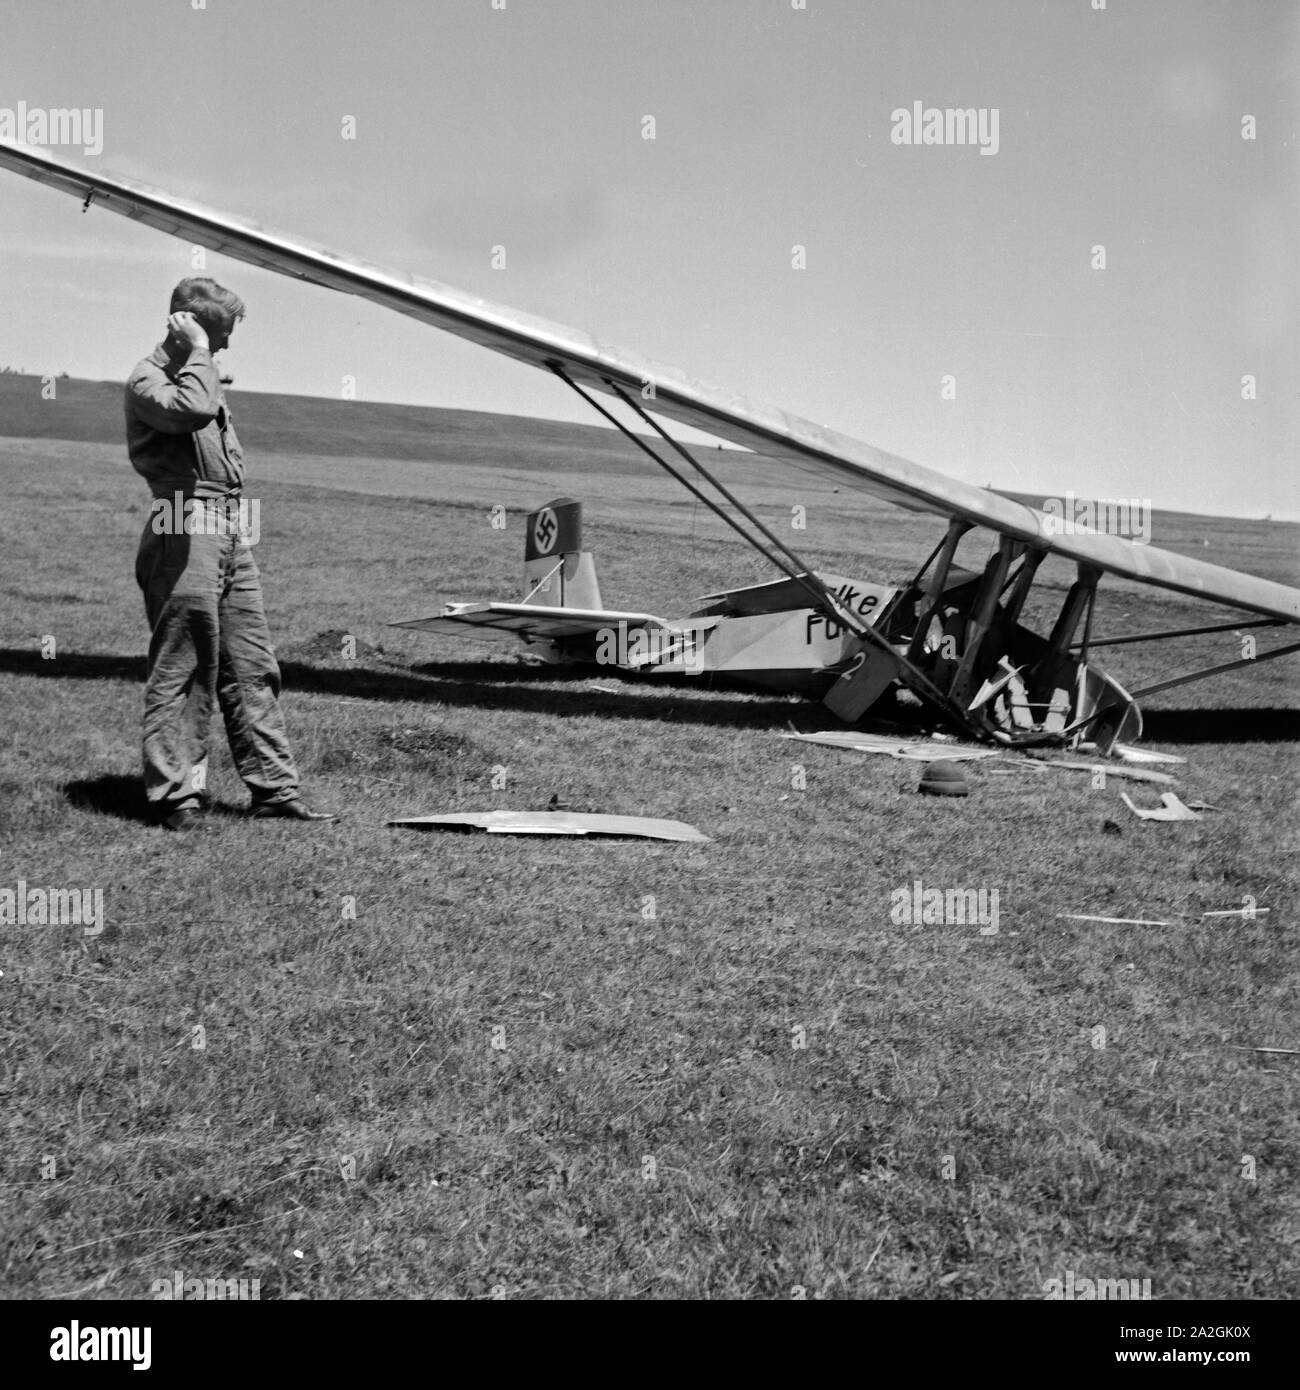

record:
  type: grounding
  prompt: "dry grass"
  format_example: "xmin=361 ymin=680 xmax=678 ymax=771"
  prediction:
xmin=0 ymin=387 xmax=1297 ymax=1299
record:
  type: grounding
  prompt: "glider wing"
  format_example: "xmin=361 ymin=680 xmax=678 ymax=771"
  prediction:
xmin=3 ymin=138 xmax=1296 ymax=621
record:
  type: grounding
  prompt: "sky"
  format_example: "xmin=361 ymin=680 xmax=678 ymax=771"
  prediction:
xmin=0 ymin=0 xmax=1296 ymax=519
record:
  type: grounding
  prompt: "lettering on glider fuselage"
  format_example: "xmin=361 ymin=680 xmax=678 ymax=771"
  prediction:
xmin=805 ymin=581 xmax=884 ymax=643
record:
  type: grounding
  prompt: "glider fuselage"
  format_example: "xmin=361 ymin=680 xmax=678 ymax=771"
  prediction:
xmin=395 ymin=498 xmax=1144 ymax=751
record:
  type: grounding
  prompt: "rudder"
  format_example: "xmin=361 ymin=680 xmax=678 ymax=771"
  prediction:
xmin=522 ymin=498 xmax=603 ymax=610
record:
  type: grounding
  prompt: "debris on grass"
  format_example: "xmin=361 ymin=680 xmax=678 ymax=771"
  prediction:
xmin=895 ymin=745 xmax=993 ymax=763
xmin=780 ymin=731 xmax=998 ymax=761
xmin=780 ymin=735 xmax=1192 ymax=797
xmin=388 ymin=810 xmax=710 ymax=842
xmin=1060 ymin=903 xmax=1269 ymax=926
xmin=917 ymin=761 xmax=969 ymax=797
xmin=1022 ymin=758 xmax=1178 ymax=785
xmin=1076 ymin=741 xmax=1187 ymax=765
xmin=1120 ymin=791 xmax=1202 ymax=821
xmin=1058 ymin=913 xmax=1178 ymax=926
xmin=1112 ymin=744 xmax=1187 ymax=765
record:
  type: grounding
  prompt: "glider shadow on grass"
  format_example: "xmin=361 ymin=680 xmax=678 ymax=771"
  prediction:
xmin=2 ymin=648 xmax=1296 ymax=743
xmin=0 ymin=647 xmax=804 ymax=732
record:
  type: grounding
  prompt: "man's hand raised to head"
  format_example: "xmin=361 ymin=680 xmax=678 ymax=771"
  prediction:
xmin=167 ymin=310 xmax=209 ymax=352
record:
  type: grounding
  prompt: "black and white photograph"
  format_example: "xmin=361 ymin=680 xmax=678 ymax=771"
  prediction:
xmin=0 ymin=0 xmax=1295 ymax=1347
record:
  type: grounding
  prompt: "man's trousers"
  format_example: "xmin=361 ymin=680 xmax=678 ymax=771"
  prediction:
xmin=135 ymin=514 xmax=300 ymax=813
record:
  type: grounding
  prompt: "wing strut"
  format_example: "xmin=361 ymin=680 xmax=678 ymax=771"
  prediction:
xmin=1119 ymin=639 xmax=1300 ymax=703
xmin=1057 ymin=638 xmax=1300 ymax=741
xmin=548 ymin=362 xmax=984 ymax=735
xmin=548 ymin=363 xmax=850 ymax=627
xmin=1070 ymin=617 xmax=1282 ymax=651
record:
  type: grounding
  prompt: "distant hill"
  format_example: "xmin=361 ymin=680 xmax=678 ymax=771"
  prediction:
xmin=0 ymin=373 xmax=1293 ymax=538
xmin=0 ymin=372 xmax=666 ymax=476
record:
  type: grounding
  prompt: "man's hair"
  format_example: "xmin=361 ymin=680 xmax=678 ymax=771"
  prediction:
xmin=169 ymin=277 xmax=246 ymax=339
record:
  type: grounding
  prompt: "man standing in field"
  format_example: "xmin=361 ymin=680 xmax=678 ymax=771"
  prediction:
xmin=125 ymin=276 xmax=334 ymax=831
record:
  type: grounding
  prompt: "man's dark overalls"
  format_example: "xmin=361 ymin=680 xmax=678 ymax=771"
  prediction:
xmin=125 ymin=340 xmax=300 ymax=816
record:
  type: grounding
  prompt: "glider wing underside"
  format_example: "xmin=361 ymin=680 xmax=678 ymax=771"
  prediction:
xmin=3 ymin=138 xmax=1296 ymax=622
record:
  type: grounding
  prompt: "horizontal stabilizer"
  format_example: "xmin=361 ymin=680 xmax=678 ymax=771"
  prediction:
xmin=391 ymin=601 xmax=671 ymax=642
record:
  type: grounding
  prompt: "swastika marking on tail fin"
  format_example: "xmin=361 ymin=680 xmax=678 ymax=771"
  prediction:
xmin=533 ymin=507 xmax=559 ymax=555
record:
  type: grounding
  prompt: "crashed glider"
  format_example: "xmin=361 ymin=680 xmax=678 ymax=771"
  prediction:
xmin=2 ymin=138 xmax=1296 ymax=751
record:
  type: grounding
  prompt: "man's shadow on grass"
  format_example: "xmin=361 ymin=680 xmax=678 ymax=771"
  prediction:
xmin=63 ymin=774 xmax=244 ymax=826
xmin=4 ymin=647 xmax=1298 ymax=742
xmin=64 ymin=774 xmax=152 ymax=824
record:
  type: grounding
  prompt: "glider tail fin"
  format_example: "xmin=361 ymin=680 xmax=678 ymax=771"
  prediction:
xmin=522 ymin=497 xmax=603 ymax=609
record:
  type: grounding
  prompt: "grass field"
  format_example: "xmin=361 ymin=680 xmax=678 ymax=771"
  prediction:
xmin=0 ymin=376 xmax=1297 ymax=1300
